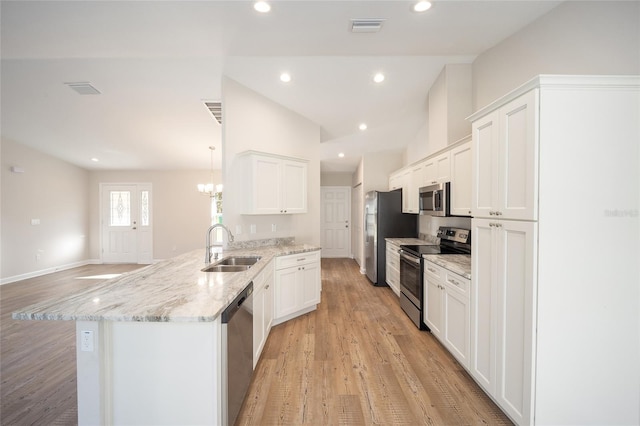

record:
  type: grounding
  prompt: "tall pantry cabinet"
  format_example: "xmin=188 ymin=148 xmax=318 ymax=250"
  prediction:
xmin=469 ymin=75 xmax=639 ymax=426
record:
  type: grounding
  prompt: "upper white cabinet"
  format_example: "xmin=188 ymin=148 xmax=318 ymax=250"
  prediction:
xmin=450 ymin=140 xmax=472 ymax=216
xmin=388 ymin=172 xmax=403 ymax=191
xmin=406 ymin=164 xmax=423 ymax=214
xmin=239 ymin=151 xmax=308 ymax=215
xmin=422 ymin=152 xmax=450 ymax=186
xmin=471 ymin=90 xmax=538 ymax=220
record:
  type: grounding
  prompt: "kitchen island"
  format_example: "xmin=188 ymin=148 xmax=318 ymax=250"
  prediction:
xmin=13 ymin=242 xmax=321 ymax=426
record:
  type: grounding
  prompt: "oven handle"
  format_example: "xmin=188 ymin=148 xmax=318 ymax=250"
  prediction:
xmin=399 ymin=250 xmax=421 ymax=265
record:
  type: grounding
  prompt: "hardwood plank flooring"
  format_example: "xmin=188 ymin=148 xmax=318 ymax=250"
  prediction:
xmin=1 ymin=259 xmax=510 ymax=425
xmin=0 ymin=264 xmax=145 ymax=426
xmin=237 ymin=258 xmax=511 ymax=425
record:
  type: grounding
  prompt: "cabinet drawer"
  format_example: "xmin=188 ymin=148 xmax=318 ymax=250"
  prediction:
xmin=275 ymin=250 xmax=320 ymax=270
xmin=424 ymin=261 xmax=443 ymax=280
xmin=444 ymin=270 xmax=469 ymax=297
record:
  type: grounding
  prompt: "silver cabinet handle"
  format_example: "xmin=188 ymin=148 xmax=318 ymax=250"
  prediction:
xmin=427 ymin=267 xmax=437 ymax=274
xmin=297 ymin=258 xmax=306 ymax=262
xmin=496 ymin=211 xmax=502 ymax=216
xmin=448 ymin=278 xmax=461 ymax=287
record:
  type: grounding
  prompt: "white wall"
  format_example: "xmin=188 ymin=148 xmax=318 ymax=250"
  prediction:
xmin=1 ymin=139 xmax=89 ymax=281
xmin=88 ymin=170 xmax=218 ymax=261
xmin=321 ymin=172 xmax=352 ymax=187
xmin=222 ymin=77 xmax=321 ymax=245
xmin=472 ymin=1 xmax=640 ymax=110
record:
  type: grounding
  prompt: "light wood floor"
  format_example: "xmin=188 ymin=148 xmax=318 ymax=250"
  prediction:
xmin=1 ymin=259 xmax=510 ymax=425
xmin=237 ymin=258 xmax=511 ymax=425
xmin=0 ymin=264 xmax=144 ymax=425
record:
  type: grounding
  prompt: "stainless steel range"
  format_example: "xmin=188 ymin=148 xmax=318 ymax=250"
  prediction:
xmin=399 ymin=227 xmax=471 ymax=329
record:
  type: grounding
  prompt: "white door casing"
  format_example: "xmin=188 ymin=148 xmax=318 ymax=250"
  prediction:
xmin=320 ymin=186 xmax=351 ymax=258
xmin=101 ymin=183 xmax=153 ymax=264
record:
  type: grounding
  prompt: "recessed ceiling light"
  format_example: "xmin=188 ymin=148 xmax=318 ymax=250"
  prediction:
xmin=413 ymin=1 xmax=432 ymax=12
xmin=254 ymin=1 xmax=271 ymax=13
xmin=338 ymin=153 xmax=345 ymax=158
xmin=359 ymin=123 xmax=368 ymax=131
xmin=280 ymin=73 xmax=291 ymax=83
xmin=373 ymin=73 xmax=385 ymax=83
xmin=91 ymin=158 xmax=99 ymax=162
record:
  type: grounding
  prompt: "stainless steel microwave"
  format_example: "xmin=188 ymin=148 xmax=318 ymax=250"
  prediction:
xmin=419 ymin=182 xmax=450 ymax=216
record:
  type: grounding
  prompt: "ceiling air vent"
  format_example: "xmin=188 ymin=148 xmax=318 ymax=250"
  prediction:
xmin=204 ymin=101 xmax=222 ymax=125
xmin=350 ymin=18 xmax=386 ymax=33
xmin=64 ymin=82 xmax=101 ymax=95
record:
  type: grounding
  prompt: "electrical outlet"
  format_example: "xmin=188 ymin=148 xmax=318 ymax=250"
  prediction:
xmin=271 ymin=224 xmax=277 ymax=232
xmin=250 ymin=224 xmax=256 ymax=234
xmin=31 ymin=219 xmax=40 ymax=225
xmin=235 ymin=225 xmax=242 ymax=235
xmin=81 ymin=330 xmax=94 ymax=352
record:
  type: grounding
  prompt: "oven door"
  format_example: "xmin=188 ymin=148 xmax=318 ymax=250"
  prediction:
xmin=399 ymin=251 xmax=422 ymax=308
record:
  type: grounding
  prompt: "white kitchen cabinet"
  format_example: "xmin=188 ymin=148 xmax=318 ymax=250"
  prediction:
xmin=253 ymin=263 xmax=274 ymax=368
xmin=388 ymin=171 xmax=403 ymax=191
xmin=273 ymin=250 xmax=321 ymax=324
xmin=385 ymin=241 xmax=401 ymax=296
xmin=471 ymin=90 xmax=538 ymax=221
xmin=423 ymin=152 xmax=450 ymax=186
xmin=424 ymin=260 xmax=470 ymax=369
xmin=450 ymin=140 xmax=472 ymax=216
xmin=239 ymin=151 xmax=308 ymax=215
xmin=471 ymin=218 xmax=536 ymax=425
xmin=399 ymin=168 xmax=412 ymax=214
xmin=405 ymin=164 xmax=423 ymax=214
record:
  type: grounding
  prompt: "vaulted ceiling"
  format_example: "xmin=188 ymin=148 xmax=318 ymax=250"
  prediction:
xmin=0 ymin=1 xmax=560 ymax=172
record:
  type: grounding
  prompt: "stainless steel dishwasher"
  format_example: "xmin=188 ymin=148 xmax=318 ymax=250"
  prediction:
xmin=221 ymin=282 xmax=254 ymax=426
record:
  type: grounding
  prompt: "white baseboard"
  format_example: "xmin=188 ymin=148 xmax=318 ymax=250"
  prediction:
xmin=1 ymin=259 xmax=96 ymax=285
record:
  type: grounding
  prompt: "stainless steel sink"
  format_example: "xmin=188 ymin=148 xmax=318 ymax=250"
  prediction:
xmin=201 ymin=256 xmax=261 ymax=273
xmin=215 ymin=256 xmax=261 ymax=266
xmin=201 ymin=264 xmax=251 ymax=273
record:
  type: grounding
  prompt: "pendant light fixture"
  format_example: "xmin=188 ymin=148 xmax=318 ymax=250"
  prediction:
xmin=197 ymin=146 xmax=216 ymax=196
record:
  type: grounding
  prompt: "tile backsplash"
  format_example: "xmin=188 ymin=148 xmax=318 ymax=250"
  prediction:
xmin=419 ymin=215 xmax=472 ymax=237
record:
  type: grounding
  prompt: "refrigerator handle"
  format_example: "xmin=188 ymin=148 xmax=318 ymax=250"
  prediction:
xmin=364 ymin=205 xmax=368 ymax=242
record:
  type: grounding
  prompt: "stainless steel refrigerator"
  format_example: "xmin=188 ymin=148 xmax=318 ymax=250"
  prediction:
xmin=364 ymin=190 xmax=417 ymax=286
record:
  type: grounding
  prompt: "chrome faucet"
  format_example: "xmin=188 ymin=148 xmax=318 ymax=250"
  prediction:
xmin=205 ymin=224 xmax=235 ymax=264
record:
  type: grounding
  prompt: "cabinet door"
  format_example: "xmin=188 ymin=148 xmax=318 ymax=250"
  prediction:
xmin=497 ymin=90 xmax=538 ymax=221
xmin=274 ymin=267 xmax=299 ymax=318
xmin=253 ymin=285 xmax=265 ymax=368
xmin=282 ymin=160 xmax=307 ymax=214
xmin=423 ymin=264 xmax=443 ymax=338
xmin=450 ymin=141 xmax=472 ymax=216
xmin=435 ymin=152 xmax=451 ymax=183
xmin=251 ymin=156 xmax=282 ymax=214
xmin=443 ymin=285 xmax=470 ymax=369
xmin=264 ymin=275 xmax=274 ymax=333
xmin=495 ymin=220 xmax=537 ymax=424
xmin=407 ymin=165 xmax=422 ymax=214
xmin=400 ymin=169 xmax=412 ymax=213
xmin=422 ymin=159 xmax=436 ymax=186
xmin=472 ymin=113 xmax=499 ymax=218
xmin=470 ymin=218 xmax=496 ymax=394
xmin=300 ymin=262 xmax=321 ymax=308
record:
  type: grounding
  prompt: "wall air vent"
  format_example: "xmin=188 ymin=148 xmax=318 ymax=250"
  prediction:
xmin=204 ymin=101 xmax=222 ymax=125
xmin=350 ymin=18 xmax=386 ymax=33
xmin=64 ymin=82 xmax=101 ymax=95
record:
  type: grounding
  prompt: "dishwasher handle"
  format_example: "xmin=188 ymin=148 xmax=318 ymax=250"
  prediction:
xmin=221 ymin=282 xmax=253 ymax=324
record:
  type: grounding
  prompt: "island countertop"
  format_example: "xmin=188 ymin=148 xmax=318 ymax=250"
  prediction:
xmin=12 ymin=244 xmax=320 ymax=323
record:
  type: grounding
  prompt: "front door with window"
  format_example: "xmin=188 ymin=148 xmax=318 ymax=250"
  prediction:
xmin=101 ymin=183 xmax=152 ymax=264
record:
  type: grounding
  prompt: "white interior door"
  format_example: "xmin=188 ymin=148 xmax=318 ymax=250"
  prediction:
xmin=320 ymin=187 xmax=351 ymax=258
xmin=101 ymin=183 xmax=153 ymax=264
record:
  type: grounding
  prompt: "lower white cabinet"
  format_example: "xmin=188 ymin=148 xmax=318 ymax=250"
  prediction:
xmin=273 ymin=251 xmax=321 ymax=324
xmin=385 ymin=241 xmax=401 ymax=296
xmin=252 ymin=263 xmax=274 ymax=368
xmin=423 ymin=260 xmax=470 ymax=369
xmin=471 ymin=218 xmax=537 ymax=425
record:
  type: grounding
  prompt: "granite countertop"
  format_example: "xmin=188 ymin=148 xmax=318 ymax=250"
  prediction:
xmin=423 ymin=254 xmax=471 ymax=280
xmin=13 ymin=243 xmax=320 ymax=323
xmin=385 ymin=236 xmax=438 ymax=247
